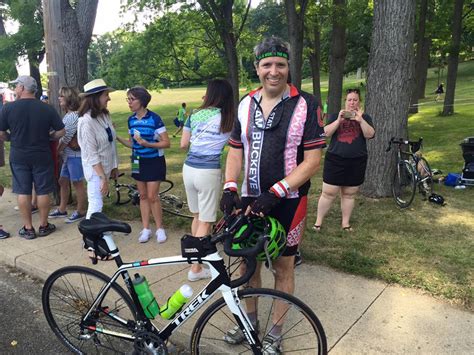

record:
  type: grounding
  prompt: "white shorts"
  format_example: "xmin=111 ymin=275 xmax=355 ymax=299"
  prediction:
xmin=182 ymin=164 xmax=222 ymax=222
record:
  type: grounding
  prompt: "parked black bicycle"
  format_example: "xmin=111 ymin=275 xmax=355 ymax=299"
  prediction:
xmin=42 ymin=212 xmax=327 ymax=354
xmin=386 ymin=137 xmax=437 ymax=208
xmin=111 ymin=173 xmax=192 ymax=219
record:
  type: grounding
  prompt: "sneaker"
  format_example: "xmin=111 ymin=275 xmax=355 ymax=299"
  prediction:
xmin=19 ymin=226 xmax=36 ymax=240
xmin=48 ymin=208 xmax=67 ymax=218
xmin=31 ymin=206 xmax=39 ymax=214
xmin=294 ymin=251 xmax=303 ymax=267
xmin=38 ymin=223 xmax=56 ymax=237
xmin=188 ymin=268 xmax=211 ymax=282
xmin=262 ymin=334 xmax=282 ymax=354
xmin=138 ymin=228 xmax=152 ymax=243
xmin=65 ymin=211 xmax=85 ymax=224
xmin=0 ymin=228 xmax=10 ymax=239
xmin=223 ymin=321 xmax=259 ymax=345
xmin=156 ymin=228 xmax=167 ymax=243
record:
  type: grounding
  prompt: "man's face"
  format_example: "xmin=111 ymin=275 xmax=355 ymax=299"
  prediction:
xmin=14 ymin=84 xmax=24 ymax=100
xmin=255 ymin=56 xmax=289 ymax=96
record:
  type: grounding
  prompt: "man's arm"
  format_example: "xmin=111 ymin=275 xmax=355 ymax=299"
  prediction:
xmin=284 ymin=149 xmax=322 ymax=191
xmin=224 ymin=147 xmax=243 ymax=183
xmin=50 ymin=128 xmax=66 ymax=140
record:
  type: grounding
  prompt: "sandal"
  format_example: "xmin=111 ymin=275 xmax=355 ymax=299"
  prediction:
xmin=312 ymin=224 xmax=322 ymax=231
xmin=342 ymin=226 xmax=353 ymax=232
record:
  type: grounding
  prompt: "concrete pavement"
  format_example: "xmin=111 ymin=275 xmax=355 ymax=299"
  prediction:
xmin=0 ymin=187 xmax=472 ymax=354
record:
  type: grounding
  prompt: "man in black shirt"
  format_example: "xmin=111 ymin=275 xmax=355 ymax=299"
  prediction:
xmin=0 ymin=76 xmax=65 ymax=239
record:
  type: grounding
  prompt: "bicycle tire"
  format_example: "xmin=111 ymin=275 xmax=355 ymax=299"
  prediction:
xmin=42 ymin=266 xmax=138 ymax=354
xmin=190 ymin=288 xmax=327 ymax=354
xmin=392 ymin=160 xmax=416 ymax=208
xmin=418 ymin=157 xmax=433 ymax=196
xmin=161 ymin=194 xmax=193 ymax=219
xmin=159 ymin=180 xmax=174 ymax=195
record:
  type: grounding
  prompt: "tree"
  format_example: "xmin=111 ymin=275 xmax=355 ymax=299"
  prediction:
xmin=361 ymin=0 xmax=416 ymax=197
xmin=0 ymin=4 xmax=18 ymax=80
xmin=442 ymin=0 xmax=465 ymax=116
xmin=409 ymin=0 xmax=430 ymax=114
xmin=1 ymin=0 xmax=44 ymax=97
xmin=284 ymin=0 xmax=309 ymax=90
xmin=43 ymin=0 xmax=97 ymax=113
xmin=327 ymin=0 xmax=347 ymax=113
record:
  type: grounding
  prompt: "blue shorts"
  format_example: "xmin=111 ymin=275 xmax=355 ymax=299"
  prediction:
xmin=10 ymin=161 xmax=54 ymax=195
xmin=60 ymin=156 xmax=85 ymax=182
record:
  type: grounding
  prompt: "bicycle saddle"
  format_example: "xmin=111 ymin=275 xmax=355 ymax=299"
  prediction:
xmin=78 ymin=212 xmax=131 ymax=236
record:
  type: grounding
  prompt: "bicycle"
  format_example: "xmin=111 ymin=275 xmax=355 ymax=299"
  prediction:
xmin=42 ymin=212 xmax=327 ymax=354
xmin=386 ymin=137 xmax=435 ymax=208
xmin=111 ymin=173 xmax=192 ymax=219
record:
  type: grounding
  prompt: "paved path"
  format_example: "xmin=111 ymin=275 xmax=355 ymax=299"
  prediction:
xmin=0 ymin=188 xmax=472 ymax=354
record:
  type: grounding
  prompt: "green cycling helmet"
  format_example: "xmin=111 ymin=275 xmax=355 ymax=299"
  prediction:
xmin=232 ymin=216 xmax=287 ymax=261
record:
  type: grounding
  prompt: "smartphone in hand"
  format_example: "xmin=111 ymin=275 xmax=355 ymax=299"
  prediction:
xmin=133 ymin=129 xmax=141 ymax=139
xmin=342 ymin=111 xmax=355 ymax=120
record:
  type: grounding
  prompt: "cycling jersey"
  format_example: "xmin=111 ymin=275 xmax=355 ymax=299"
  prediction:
xmin=128 ymin=110 xmax=166 ymax=158
xmin=229 ymin=84 xmax=326 ymax=198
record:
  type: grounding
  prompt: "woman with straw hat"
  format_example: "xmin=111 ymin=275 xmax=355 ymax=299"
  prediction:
xmin=77 ymin=79 xmax=118 ymax=220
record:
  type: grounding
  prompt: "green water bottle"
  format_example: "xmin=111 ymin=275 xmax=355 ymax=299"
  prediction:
xmin=132 ymin=273 xmax=160 ymax=319
xmin=160 ymin=284 xmax=193 ymax=320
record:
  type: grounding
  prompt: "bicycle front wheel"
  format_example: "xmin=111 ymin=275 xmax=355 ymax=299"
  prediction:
xmin=190 ymin=288 xmax=327 ymax=354
xmin=42 ymin=266 xmax=138 ymax=354
xmin=392 ymin=160 xmax=416 ymax=208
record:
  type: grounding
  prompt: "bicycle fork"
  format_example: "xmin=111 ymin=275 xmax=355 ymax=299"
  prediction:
xmin=222 ymin=288 xmax=263 ymax=354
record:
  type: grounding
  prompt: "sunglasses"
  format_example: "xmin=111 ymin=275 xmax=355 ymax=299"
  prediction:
xmin=346 ymin=88 xmax=360 ymax=94
xmin=105 ymin=126 xmax=113 ymax=143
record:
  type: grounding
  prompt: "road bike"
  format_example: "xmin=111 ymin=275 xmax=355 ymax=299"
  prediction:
xmin=42 ymin=212 xmax=327 ymax=354
xmin=111 ymin=173 xmax=192 ymax=219
xmin=386 ymin=137 xmax=436 ymax=208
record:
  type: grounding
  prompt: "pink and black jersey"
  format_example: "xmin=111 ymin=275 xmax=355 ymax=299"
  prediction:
xmin=228 ymin=85 xmax=326 ymax=198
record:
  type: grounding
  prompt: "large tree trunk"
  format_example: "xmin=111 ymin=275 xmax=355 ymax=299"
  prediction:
xmin=361 ymin=0 xmax=416 ymax=198
xmin=417 ymin=36 xmax=431 ymax=99
xmin=327 ymin=0 xmax=347 ymax=114
xmin=309 ymin=20 xmax=322 ymax=105
xmin=285 ymin=0 xmax=309 ymax=90
xmin=60 ymin=0 xmax=98 ymax=90
xmin=409 ymin=0 xmax=429 ymax=114
xmin=442 ymin=0 xmax=464 ymax=116
xmin=222 ymin=32 xmax=240 ymax=105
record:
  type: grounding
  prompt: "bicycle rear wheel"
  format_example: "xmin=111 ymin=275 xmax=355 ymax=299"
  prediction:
xmin=190 ymin=288 xmax=327 ymax=354
xmin=160 ymin=194 xmax=193 ymax=219
xmin=417 ymin=157 xmax=433 ymax=196
xmin=42 ymin=266 xmax=138 ymax=354
xmin=392 ymin=160 xmax=416 ymax=208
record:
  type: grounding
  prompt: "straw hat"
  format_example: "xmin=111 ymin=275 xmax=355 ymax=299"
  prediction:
xmin=81 ymin=78 xmax=115 ymax=97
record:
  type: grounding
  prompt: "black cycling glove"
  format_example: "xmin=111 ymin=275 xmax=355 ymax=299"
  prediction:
xmin=250 ymin=191 xmax=280 ymax=216
xmin=220 ymin=189 xmax=242 ymax=215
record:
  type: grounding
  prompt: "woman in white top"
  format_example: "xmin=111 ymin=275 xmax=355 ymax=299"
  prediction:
xmin=180 ymin=79 xmax=235 ymax=281
xmin=77 ymin=79 xmax=119 ymax=219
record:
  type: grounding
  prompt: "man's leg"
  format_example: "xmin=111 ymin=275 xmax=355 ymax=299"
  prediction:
xmin=37 ymin=194 xmax=51 ymax=227
xmin=17 ymin=194 xmax=33 ymax=229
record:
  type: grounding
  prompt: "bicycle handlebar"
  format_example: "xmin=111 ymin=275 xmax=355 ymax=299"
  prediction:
xmin=210 ymin=214 xmax=269 ymax=288
xmin=386 ymin=137 xmax=423 ymax=152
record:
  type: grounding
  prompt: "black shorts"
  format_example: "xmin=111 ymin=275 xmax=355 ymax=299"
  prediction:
xmin=241 ymin=196 xmax=308 ymax=256
xmin=323 ymin=152 xmax=367 ymax=186
xmin=10 ymin=161 xmax=54 ymax=195
xmin=132 ymin=156 xmax=166 ymax=182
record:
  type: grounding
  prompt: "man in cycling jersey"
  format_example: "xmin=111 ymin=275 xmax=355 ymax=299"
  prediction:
xmin=220 ymin=36 xmax=325 ymax=351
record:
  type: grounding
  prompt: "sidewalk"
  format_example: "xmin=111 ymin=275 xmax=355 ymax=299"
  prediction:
xmin=0 ymin=187 xmax=472 ymax=354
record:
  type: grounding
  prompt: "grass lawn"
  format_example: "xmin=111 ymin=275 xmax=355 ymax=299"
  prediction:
xmin=0 ymin=62 xmax=472 ymax=310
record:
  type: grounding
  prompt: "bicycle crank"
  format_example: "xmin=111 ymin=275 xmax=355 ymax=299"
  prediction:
xmin=133 ymin=331 xmax=168 ymax=355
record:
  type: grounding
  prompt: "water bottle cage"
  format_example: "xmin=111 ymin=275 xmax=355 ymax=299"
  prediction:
xmin=180 ymin=234 xmax=217 ymax=264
